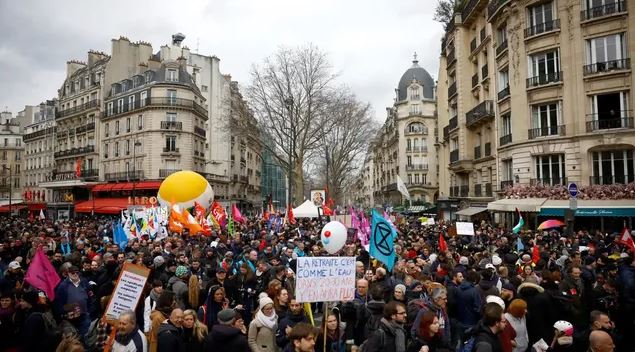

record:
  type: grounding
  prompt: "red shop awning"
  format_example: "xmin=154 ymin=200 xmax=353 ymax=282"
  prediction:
xmin=27 ymin=203 xmax=47 ymax=210
xmin=75 ymin=198 xmax=129 ymax=214
xmin=0 ymin=203 xmax=27 ymax=213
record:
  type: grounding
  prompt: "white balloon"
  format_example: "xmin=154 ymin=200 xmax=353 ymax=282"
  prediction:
xmin=321 ymin=221 xmax=347 ymax=254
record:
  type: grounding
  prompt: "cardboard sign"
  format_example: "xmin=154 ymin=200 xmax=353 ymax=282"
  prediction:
xmin=104 ymin=263 xmax=150 ymax=323
xmin=456 ymin=221 xmax=475 ymax=236
xmin=295 ymin=257 xmax=356 ymax=303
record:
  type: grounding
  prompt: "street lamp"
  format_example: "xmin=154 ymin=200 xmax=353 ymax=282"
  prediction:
xmin=284 ymin=97 xmax=294 ymax=206
xmin=1 ymin=166 xmax=11 ymax=216
xmin=131 ymin=140 xmax=142 ymax=204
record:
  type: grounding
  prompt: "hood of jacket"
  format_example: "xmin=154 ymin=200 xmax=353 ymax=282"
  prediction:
xmin=209 ymin=324 xmax=243 ymax=341
xmin=168 ymin=275 xmax=181 ymax=287
xmin=366 ymin=300 xmax=385 ymax=315
xmin=459 ymin=281 xmax=476 ymax=291
xmin=478 ymin=276 xmax=498 ymax=290
xmin=517 ymin=282 xmax=545 ymax=296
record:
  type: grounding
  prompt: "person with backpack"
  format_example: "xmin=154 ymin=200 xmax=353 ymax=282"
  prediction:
xmin=411 ymin=288 xmax=451 ymax=347
xmin=361 ymin=285 xmax=386 ymax=343
xmin=361 ymin=301 xmax=408 ymax=352
xmin=19 ymin=290 xmax=56 ymax=352
xmin=470 ymin=302 xmax=507 ymax=352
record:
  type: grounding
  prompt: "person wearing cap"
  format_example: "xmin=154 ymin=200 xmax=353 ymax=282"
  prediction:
xmin=169 ymin=265 xmax=190 ymax=309
xmin=204 ymin=308 xmax=249 ymax=352
xmin=1 ymin=260 xmax=24 ymax=292
xmin=54 ymin=264 xmax=93 ymax=344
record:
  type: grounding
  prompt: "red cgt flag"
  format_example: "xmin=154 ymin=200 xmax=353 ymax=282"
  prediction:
xmin=439 ymin=232 xmax=448 ymax=253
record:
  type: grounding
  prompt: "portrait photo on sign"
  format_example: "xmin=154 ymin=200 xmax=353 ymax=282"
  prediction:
xmin=311 ymin=189 xmax=325 ymax=206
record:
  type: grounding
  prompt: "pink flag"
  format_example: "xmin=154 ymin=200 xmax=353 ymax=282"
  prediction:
xmin=360 ymin=213 xmax=370 ymax=245
xmin=350 ymin=208 xmax=360 ymax=230
xmin=25 ymin=248 xmax=61 ymax=300
xmin=232 ymin=203 xmax=246 ymax=224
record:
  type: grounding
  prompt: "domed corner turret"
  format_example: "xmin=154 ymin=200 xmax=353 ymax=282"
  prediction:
xmin=396 ymin=53 xmax=435 ymax=102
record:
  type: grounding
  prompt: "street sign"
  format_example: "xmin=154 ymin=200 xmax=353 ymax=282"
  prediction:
xmin=568 ymin=183 xmax=578 ymax=198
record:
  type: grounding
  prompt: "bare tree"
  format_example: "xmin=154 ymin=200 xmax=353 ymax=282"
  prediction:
xmin=308 ymin=89 xmax=379 ymax=205
xmin=245 ymin=44 xmax=338 ymax=204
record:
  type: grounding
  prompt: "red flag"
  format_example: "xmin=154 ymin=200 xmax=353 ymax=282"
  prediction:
xmin=618 ymin=228 xmax=635 ymax=253
xmin=439 ymin=232 xmax=448 ymax=253
xmin=75 ymin=158 xmax=82 ymax=177
xmin=287 ymin=204 xmax=296 ymax=225
xmin=25 ymin=248 xmax=61 ymax=300
xmin=181 ymin=208 xmax=204 ymax=235
xmin=322 ymin=204 xmax=333 ymax=216
xmin=28 ymin=212 xmax=34 ymax=222
xmin=232 ymin=204 xmax=246 ymax=224
xmin=532 ymin=244 xmax=540 ymax=264
xmin=326 ymin=197 xmax=335 ymax=209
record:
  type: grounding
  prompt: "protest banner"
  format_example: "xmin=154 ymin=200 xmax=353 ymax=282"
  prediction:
xmin=456 ymin=221 xmax=475 ymax=236
xmin=295 ymin=256 xmax=356 ymax=303
xmin=104 ymin=262 xmax=150 ymax=324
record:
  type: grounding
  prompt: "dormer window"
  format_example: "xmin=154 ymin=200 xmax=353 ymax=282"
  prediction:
xmin=122 ymin=81 xmax=128 ymax=91
xmin=145 ymin=71 xmax=153 ymax=83
xmin=410 ymin=87 xmax=421 ymax=100
xmin=167 ymin=69 xmax=178 ymax=82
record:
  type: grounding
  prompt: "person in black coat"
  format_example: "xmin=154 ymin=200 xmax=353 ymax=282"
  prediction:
xmin=204 ymin=309 xmax=249 ymax=352
xmin=517 ymin=281 xmax=558 ymax=346
xmin=18 ymin=291 xmax=55 ymax=352
xmin=276 ymin=299 xmax=309 ymax=349
xmin=157 ymin=308 xmax=185 ymax=352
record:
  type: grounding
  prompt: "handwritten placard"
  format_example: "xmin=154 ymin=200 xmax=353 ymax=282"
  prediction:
xmin=295 ymin=256 xmax=356 ymax=303
xmin=104 ymin=263 xmax=150 ymax=323
xmin=456 ymin=221 xmax=475 ymax=236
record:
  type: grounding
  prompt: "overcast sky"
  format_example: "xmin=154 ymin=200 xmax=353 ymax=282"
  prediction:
xmin=0 ymin=0 xmax=443 ymax=123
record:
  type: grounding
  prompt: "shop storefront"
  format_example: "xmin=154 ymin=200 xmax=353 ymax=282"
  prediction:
xmin=538 ymin=200 xmax=635 ymax=232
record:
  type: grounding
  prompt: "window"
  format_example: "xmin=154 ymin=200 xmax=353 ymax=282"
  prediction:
xmin=104 ymin=123 xmax=109 ymax=137
xmin=451 ymin=137 xmax=459 ymax=150
xmin=499 ymin=69 xmax=509 ymax=90
xmin=407 ymin=139 xmax=412 ymax=150
xmin=407 ymin=156 xmax=412 ymax=166
xmin=501 ymin=113 xmax=511 ymax=137
xmin=128 ymin=95 xmax=135 ymax=110
xmin=167 ymin=90 xmax=177 ymax=104
xmin=117 ymin=99 xmax=124 ymax=113
xmin=527 ymin=2 xmax=555 ymax=35
xmin=410 ymin=87 xmax=420 ymax=100
xmin=502 ymin=159 xmax=513 ymax=182
xmin=167 ymin=69 xmax=178 ymax=82
xmin=414 ymin=174 xmax=420 ymax=183
xmin=531 ymin=102 xmax=561 ymax=138
xmin=528 ymin=49 xmax=561 ymax=86
xmin=107 ymin=102 xmax=114 ymax=116
xmin=497 ymin=26 xmax=507 ymax=46
xmin=166 ymin=112 xmax=177 ymax=122
xmin=140 ymin=91 xmax=147 ymax=107
xmin=126 ymin=117 xmax=131 ymax=133
xmin=589 ymin=91 xmax=630 ymax=130
xmin=583 ymin=0 xmax=624 ymax=20
xmin=115 ymin=121 xmax=120 ymax=135
xmin=165 ymin=136 xmax=177 ymax=152
xmin=535 ymin=154 xmax=566 ymax=185
xmin=585 ymin=33 xmax=627 ymax=74
xmin=592 ymin=150 xmax=634 ymax=184
xmin=115 ymin=141 xmax=119 ymax=157
xmin=410 ymin=104 xmax=421 ymax=115
xmin=137 ymin=115 xmax=143 ymax=130
xmin=125 ymin=140 xmax=130 ymax=155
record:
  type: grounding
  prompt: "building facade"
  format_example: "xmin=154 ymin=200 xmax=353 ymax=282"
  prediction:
xmin=0 ymin=112 xmax=24 ymax=211
xmin=437 ymin=0 xmax=635 ymax=224
xmin=22 ymin=100 xmax=56 ymax=207
xmin=370 ymin=58 xmax=439 ymax=208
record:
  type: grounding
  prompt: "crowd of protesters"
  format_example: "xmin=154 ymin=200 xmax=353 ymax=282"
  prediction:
xmin=0 ymin=213 xmax=634 ymax=352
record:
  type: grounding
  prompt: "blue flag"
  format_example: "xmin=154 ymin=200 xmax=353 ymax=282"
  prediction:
xmin=114 ymin=223 xmax=128 ymax=251
xmin=516 ymin=237 xmax=525 ymax=252
xmin=370 ymin=209 xmax=396 ymax=272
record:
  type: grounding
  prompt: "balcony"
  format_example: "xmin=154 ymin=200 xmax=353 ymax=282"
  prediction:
xmin=406 ymin=164 xmax=429 ymax=171
xmin=406 ymin=146 xmax=427 ymax=153
xmin=448 ymin=81 xmax=457 ymax=98
xmin=23 ymin=127 xmax=55 ymax=142
xmin=450 ymin=149 xmax=459 ymax=163
xmin=500 ymin=180 xmax=514 ymax=189
xmin=488 ymin=0 xmax=511 ymax=20
xmin=586 ymin=115 xmax=633 ymax=132
xmin=51 ymin=169 xmax=99 ymax=182
xmin=194 ymin=126 xmax=207 ymax=137
xmin=530 ymin=177 xmax=568 ymax=186
xmin=75 ymin=122 xmax=95 ymax=134
xmin=526 ymin=71 xmax=563 ymax=88
xmin=159 ymin=169 xmax=181 ymax=178
xmin=466 ymin=100 xmax=494 ymax=128
xmin=470 ymin=38 xmax=478 ymax=53
xmin=472 ymin=73 xmax=479 ymax=88
xmin=105 ymin=170 xmax=144 ymax=182
xmin=528 ymin=125 xmax=566 ymax=139
xmin=524 ymin=19 xmax=560 ymax=38
xmin=496 ymin=40 xmax=508 ymax=57
xmin=498 ymin=85 xmax=510 ymax=100
xmin=583 ymin=58 xmax=630 ymax=76
xmin=160 ymin=121 xmax=183 ymax=130
xmin=590 ymin=174 xmax=635 ymax=185
xmin=484 ymin=142 xmax=491 ymax=157
xmin=56 ymin=100 xmax=99 ymax=119
xmin=162 ymin=147 xmax=180 ymax=154
xmin=103 ymin=97 xmax=208 ymax=120
xmin=474 ymin=184 xmax=482 ymax=197
xmin=447 ymin=50 xmax=456 ymax=67
xmin=481 ymin=64 xmax=489 ymax=80
xmin=462 ymin=0 xmax=487 ymax=25
xmin=54 ymin=145 xmax=95 ymax=158
xmin=449 ymin=115 xmax=458 ymax=130
xmin=485 ymin=183 xmax=493 ymax=196
xmin=405 ymin=127 xmax=428 ymax=136
xmin=460 ymin=185 xmax=469 ymax=197
xmin=581 ymin=1 xmax=627 ymax=21
xmin=500 ymin=134 xmax=512 ymax=146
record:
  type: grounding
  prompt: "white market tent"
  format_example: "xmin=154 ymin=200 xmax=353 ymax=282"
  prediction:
xmin=293 ymin=200 xmax=320 ymax=218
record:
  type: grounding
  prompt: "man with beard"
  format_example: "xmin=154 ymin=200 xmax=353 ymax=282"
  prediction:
xmin=573 ymin=310 xmax=616 ymax=351
xmin=112 ymin=310 xmax=147 ymax=352
xmin=277 ymin=299 xmax=309 ymax=349
xmin=363 ymin=301 xmax=407 ymax=352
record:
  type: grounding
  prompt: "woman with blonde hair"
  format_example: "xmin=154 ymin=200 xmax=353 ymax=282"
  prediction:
xmin=182 ymin=309 xmax=208 ymax=352
xmin=188 ymin=275 xmax=200 ymax=308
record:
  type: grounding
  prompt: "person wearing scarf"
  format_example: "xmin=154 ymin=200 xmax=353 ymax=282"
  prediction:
xmin=198 ymin=285 xmax=227 ymax=328
xmin=364 ymin=301 xmax=407 ymax=352
xmin=112 ymin=310 xmax=147 ymax=352
xmin=248 ymin=296 xmax=279 ymax=352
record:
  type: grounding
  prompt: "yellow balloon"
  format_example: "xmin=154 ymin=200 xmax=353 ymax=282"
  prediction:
xmin=157 ymin=170 xmax=214 ymax=209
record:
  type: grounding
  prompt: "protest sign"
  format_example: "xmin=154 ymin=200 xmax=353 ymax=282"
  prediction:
xmin=456 ymin=221 xmax=475 ymax=236
xmin=295 ymin=256 xmax=356 ymax=303
xmin=104 ymin=262 xmax=150 ymax=323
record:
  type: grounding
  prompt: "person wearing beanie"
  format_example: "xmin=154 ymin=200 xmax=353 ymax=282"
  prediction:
xmin=248 ymin=296 xmax=278 ymax=352
xmin=169 ymin=266 xmax=190 ymax=309
xmin=391 ymin=284 xmax=407 ymax=305
xmin=204 ymin=308 xmax=249 ymax=352
xmin=18 ymin=291 xmax=50 ymax=352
